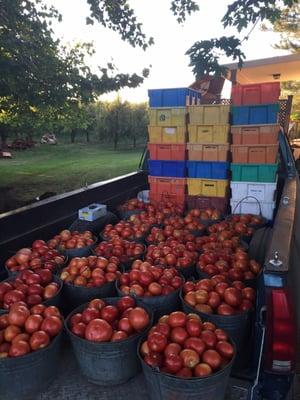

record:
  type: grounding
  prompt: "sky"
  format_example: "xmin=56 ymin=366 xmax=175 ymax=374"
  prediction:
xmin=46 ymin=0 xmax=288 ymax=103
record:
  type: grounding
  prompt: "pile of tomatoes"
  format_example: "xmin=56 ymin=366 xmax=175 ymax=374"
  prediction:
xmin=59 ymin=256 xmax=121 ymax=287
xmin=102 ymin=220 xmax=150 ymax=241
xmin=186 ymin=208 xmax=223 ymax=222
xmin=0 ymin=304 xmax=63 ymax=358
xmin=48 ymin=230 xmax=95 ymax=251
xmin=0 ymin=270 xmax=60 ymax=309
xmin=94 ymin=238 xmax=145 ymax=264
xmin=69 ymin=297 xmax=150 ymax=342
xmin=118 ymin=260 xmax=183 ymax=297
xmin=183 ymin=276 xmax=256 ymax=316
xmin=140 ymin=311 xmax=234 ymax=377
xmin=5 ymin=240 xmax=65 ymax=273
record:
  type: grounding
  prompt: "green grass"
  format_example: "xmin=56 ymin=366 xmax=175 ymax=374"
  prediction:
xmin=0 ymin=142 xmax=143 ymax=211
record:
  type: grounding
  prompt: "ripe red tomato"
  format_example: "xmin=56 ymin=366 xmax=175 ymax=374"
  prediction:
xmin=30 ymin=330 xmax=50 ymax=350
xmin=8 ymin=340 xmax=30 ymax=357
xmin=100 ymin=306 xmax=119 ymax=323
xmin=216 ymin=341 xmax=234 ymax=359
xmin=168 ymin=311 xmax=187 ymax=328
xmin=71 ymin=322 xmax=86 ymax=338
xmin=224 ymin=287 xmax=242 ymax=307
xmin=176 ymin=367 xmax=193 ymax=378
xmin=116 ymin=296 xmax=135 ymax=313
xmin=111 ymin=331 xmax=128 ymax=341
xmin=40 ymin=316 xmax=62 ymax=337
xmin=242 ymin=287 xmax=256 ymax=302
xmin=82 ymin=308 xmax=100 ymax=324
xmin=184 ymin=337 xmax=206 ymax=356
xmin=128 ymin=307 xmax=150 ymax=331
xmin=89 ymin=298 xmax=106 ymax=310
xmin=70 ymin=313 xmax=82 ymax=327
xmin=148 ymin=332 xmax=168 ymax=353
xmin=25 ymin=314 xmax=43 ymax=334
xmin=215 ymin=328 xmax=228 ymax=341
xmin=202 ymin=349 xmax=222 ymax=370
xmin=118 ymin=318 xmax=134 ymax=334
xmin=180 ymin=349 xmax=199 ymax=368
xmin=85 ymin=319 xmax=112 ymax=342
xmin=144 ymin=352 xmax=163 ymax=368
xmin=30 ymin=304 xmax=46 ymax=315
xmin=164 ymin=354 xmax=183 ymax=373
xmin=153 ymin=322 xmax=171 ymax=338
xmin=201 ymin=330 xmax=217 ymax=349
xmin=186 ymin=318 xmax=202 ymax=337
xmin=202 ymin=322 xmax=216 ymax=331
xmin=7 ymin=306 xmax=30 ymax=327
xmin=194 ymin=363 xmax=212 ymax=377
xmin=170 ymin=327 xmax=188 ymax=345
xmin=217 ymin=303 xmax=235 ymax=316
xmin=164 ymin=342 xmax=182 ymax=357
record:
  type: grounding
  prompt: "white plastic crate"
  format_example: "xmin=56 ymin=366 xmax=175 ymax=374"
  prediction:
xmin=78 ymin=203 xmax=107 ymax=221
xmin=230 ymin=180 xmax=277 ymax=203
xmin=230 ymin=199 xmax=275 ymax=221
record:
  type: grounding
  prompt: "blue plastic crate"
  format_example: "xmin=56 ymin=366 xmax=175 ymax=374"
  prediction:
xmin=231 ymin=104 xmax=279 ymax=125
xmin=187 ymin=161 xmax=230 ymax=179
xmin=148 ymin=160 xmax=186 ymax=177
xmin=148 ymin=88 xmax=201 ymax=107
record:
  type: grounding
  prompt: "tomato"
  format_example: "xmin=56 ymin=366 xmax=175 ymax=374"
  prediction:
xmin=184 ymin=337 xmax=205 ymax=356
xmin=4 ymin=325 xmax=21 ymax=342
xmin=170 ymin=327 xmax=188 ymax=345
xmin=186 ymin=318 xmax=202 ymax=337
xmin=202 ymin=349 xmax=222 ymax=370
xmin=194 ymin=363 xmax=212 ymax=377
xmin=231 ymin=281 xmax=245 ymax=290
xmin=9 ymin=340 xmax=30 ymax=357
xmin=194 ymin=289 xmax=209 ymax=304
xmin=7 ymin=306 xmax=30 ymax=327
xmin=0 ymin=314 xmax=9 ymax=329
xmin=202 ymin=322 xmax=216 ymax=331
xmin=71 ymin=322 xmax=86 ymax=338
xmin=43 ymin=306 xmax=61 ymax=318
xmin=116 ymin=296 xmax=135 ymax=312
xmin=12 ymin=333 xmax=30 ymax=344
xmin=164 ymin=354 xmax=183 ymax=373
xmin=240 ymin=299 xmax=253 ymax=312
xmin=144 ymin=352 xmax=163 ymax=368
xmin=128 ymin=307 xmax=149 ymax=331
xmin=41 ymin=316 xmax=62 ymax=337
xmin=217 ymin=303 xmax=235 ymax=316
xmin=148 ymin=332 xmax=168 ymax=353
xmin=196 ymin=279 xmax=213 ymax=292
xmin=25 ymin=314 xmax=43 ymax=334
xmin=168 ymin=311 xmax=187 ymax=328
xmin=201 ymin=330 xmax=217 ymax=349
xmin=118 ymin=318 xmax=134 ymax=334
xmin=242 ymin=287 xmax=256 ymax=302
xmin=30 ymin=304 xmax=46 ymax=315
xmin=154 ymin=322 xmax=171 ymax=338
xmin=183 ymin=281 xmax=195 ymax=294
xmin=207 ymin=291 xmax=221 ymax=309
xmin=70 ymin=313 xmax=82 ymax=327
xmin=180 ymin=349 xmax=199 ymax=368
xmin=215 ymin=282 xmax=229 ymax=298
xmin=195 ymin=304 xmax=213 ymax=314
xmin=224 ymin=287 xmax=242 ymax=307
xmin=216 ymin=341 xmax=234 ymax=359
xmin=100 ymin=306 xmax=119 ymax=323
xmin=81 ymin=308 xmax=100 ymax=324
xmin=111 ymin=331 xmax=128 ymax=341
xmin=140 ymin=340 xmax=150 ymax=356
xmin=30 ymin=330 xmax=50 ymax=350
xmin=215 ymin=328 xmax=228 ymax=341
xmin=164 ymin=342 xmax=181 ymax=357
xmin=85 ymin=319 xmax=112 ymax=342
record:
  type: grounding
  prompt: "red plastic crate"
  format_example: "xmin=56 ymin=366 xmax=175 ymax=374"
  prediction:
xmin=148 ymin=143 xmax=186 ymax=160
xmin=231 ymin=143 xmax=279 ymax=164
xmin=186 ymin=195 xmax=229 ymax=213
xmin=149 ymin=192 xmax=186 ymax=206
xmin=148 ymin=176 xmax=186 ymax=197
xmin=231 ymin=82 xmax=280 ymax=106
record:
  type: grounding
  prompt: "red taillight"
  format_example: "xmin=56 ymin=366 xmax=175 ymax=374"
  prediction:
xmin=265 ymin=288 xmax=296 ymax=373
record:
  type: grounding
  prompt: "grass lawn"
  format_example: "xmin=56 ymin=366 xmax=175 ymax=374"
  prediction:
xmin=0 ymin=142 xmax=143 ymax=213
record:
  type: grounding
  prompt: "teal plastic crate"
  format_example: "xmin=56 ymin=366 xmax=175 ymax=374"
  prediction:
xmin=231 ymin=163 xmax=278 ymax=183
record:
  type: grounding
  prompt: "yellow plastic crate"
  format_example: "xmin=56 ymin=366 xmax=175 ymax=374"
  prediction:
xmin=149 ymin=107 xmax=186 ymax=127
xmin=188 ymin=105 xmax=230 ymax=125
xmin=188 ymin=124 xmax=230 ymax=143
xmin=148 ymin=126 xmax=186 ymax=144
xmin=187 ymin=178 xmax=229 ymax=197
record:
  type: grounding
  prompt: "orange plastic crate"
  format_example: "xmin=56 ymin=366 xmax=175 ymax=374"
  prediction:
xmin=231 ymin=124 xmax=280 ymax=145
xmin=148 ymin=176 xmax=186 ymax=197
xmin=148 ymin=143 xmax=186 ymax=161
xmin=231 ymin=82 xmax=280 ymax=105
xmin=187 ymin=143 xmax=230 ymax=161
xmin=231 ymin=143 xmax=279 ymax=164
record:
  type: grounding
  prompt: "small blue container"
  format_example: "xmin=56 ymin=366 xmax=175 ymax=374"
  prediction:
xmin=148 ymin=87 xmax=201 ymax=107
xmin=231 ymin=103 xmax=279 ymax=125
xmin=148 ymin=160 xmax=186 ymax=177
xmin=187 ymin=161 xmax=230 ymax=179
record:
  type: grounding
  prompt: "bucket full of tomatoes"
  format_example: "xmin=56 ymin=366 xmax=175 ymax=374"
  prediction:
xmin=50 ymin=230 xmax=97 ymax=259
xmin=65 ymin=297 xmax=153 ymax=385
xmin=116 ymin=260 xmax=184 ymax=321
xmin=58 ymin=255 xmax=121 ymax=313
xmin=180 ymin=276 xmax=254 ymax=365
xmin=0 ymin=304 xmax=63 ymax=398
xmin=138 ymin=311 xmax=235 ymax=400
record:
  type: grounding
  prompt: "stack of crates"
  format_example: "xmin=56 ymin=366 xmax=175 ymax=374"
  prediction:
xmin=230 ymin=82 xmax=280 ymax=220
xmin=185 ymin=104 xmax=231 ymax=213
xmin=147 ymin=88 xmax=201 ymax=206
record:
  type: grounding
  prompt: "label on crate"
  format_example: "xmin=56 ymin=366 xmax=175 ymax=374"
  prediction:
xmin=164 ymin=128 xmax=176 ymax=135
xmin=248 ymin=185 xmax=265 ymax=200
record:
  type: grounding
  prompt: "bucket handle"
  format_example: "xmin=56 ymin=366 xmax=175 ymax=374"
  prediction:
xmin=232 ymin=196 xmax=263 ymax=217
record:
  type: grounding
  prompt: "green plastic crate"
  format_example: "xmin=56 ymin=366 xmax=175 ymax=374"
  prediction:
xmin=231 ymin=163 xmax=278 ymax=183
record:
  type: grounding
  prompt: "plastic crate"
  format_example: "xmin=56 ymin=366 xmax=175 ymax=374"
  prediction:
xmin=230 ymin=199 xmax=275 ymax=221
xmin=148 ymin=126 xmax=186 ymax=144
xmin=231 ymin=104 xmax=279 ymax=125
xmin=231 ymin=143 xmax=279 ymax=164
xmin=231 ymin=163 xmax=278 ymax=183
xmin=186 ymin=195 xmax=229 ymax=213
xmin=148 ymin=176 xmax=186 ymax=197
xmin=188 ymin=105 xmax=230 ymax=125
xmin=149 ymin=107 xmax=186 ymax=127
xmin=147 ymin=143 xmax=186 ymax=160
xmin=187 ymin=143 xmax=230 ymax=161
xmin=187 ymin=161 xmax=230 ymax=179
xmin=150 ymin=192 xmax=185 ymax=206
xmin=231 ymin=124 xmax=280 ymax=145
xmin=148 ymin=88 xmax=201 ymax=107
xmin=230 ymin=180 xmax=277 ymax=203
xmin=187 ymin=178 xmax=229 ymax=197
xmin=188 ymin=124 xmax=230 ymax=143
xmin=231 ymin=82 xmax=280 ymax=106
xmin=148 ymin=160 xmax=186 ymax=177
